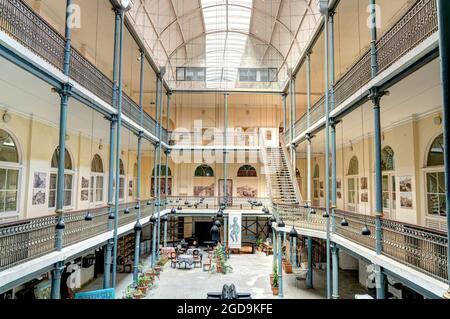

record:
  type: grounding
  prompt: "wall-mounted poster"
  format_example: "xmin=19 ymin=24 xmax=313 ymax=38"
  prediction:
xmin=361 ymin=192 xmax=368 ymax=203
xmin=32 ymin=172 xmax=47 ymax=205
xmin=228 ymin=211 xmax=242 ymax=249
xmin=320 ymin=190 xmax=324 ymax=198
xmin=320 ymin=181 xmax=324 ymax=189
xmin=399 ymin=176 xmax=414 ymax=209
xmin=33 ymin=172 xmax=46 ymax=189
xmin=129 ymin=180 xmax=133 ymax=197
xmin=361 ymin=177 xmax=368 ymax=190
xmin=237 ymin=185 xmax=257 ymax=198
xmin=337 ymin=191 xmax=342 ymax=199
xmin=400 ymin=193 xmax=413 ymax=209
xmin=336 ymin=179 xmax=342 ymax=190
xmin=32 ymin=189 xmax=46 ymax=205
xmin=80 ymin=177 xmax=89 ymax=202
xmin=194 ymin=184 xmax=215 ymax=197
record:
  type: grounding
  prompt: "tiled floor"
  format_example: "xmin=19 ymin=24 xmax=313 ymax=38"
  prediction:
xmin=81 ymin=251 xmax=367 ymax=299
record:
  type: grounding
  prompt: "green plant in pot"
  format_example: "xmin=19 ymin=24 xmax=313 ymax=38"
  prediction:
xmin=272 ymin=266 xmax=279 ymax=296
xmin=213 ymin=243 xmax=233 ymax=274
xmin=123 ymin=286 xmax=135 ymax=299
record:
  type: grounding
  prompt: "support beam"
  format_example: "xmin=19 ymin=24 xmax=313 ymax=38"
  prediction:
xmin=51 ymin=0 xmax=73 ymax=298
xmin=156 ymin=69 xmax=165 ymax=260
xmin=112 ymin=7 xmax=125 ymax=288
xmin=133 ymin=49 xmax=145 ymax=285
xmin=374 ymin=264 xmax=386 ymax=299
xmin=329 ymin=12 xmax=337 ymax=234
xmin=50 ymin=261 xmax=65 ymax=300
xmin=223 ymin=93 xmax=229 ymax=258
xmin=437 ymin=0 xmax=450 ymax=299
xmin=306 ymin=52 xmax=312 ymax=208
xmin=277 ymin=230 xmax=283 ymax=298
xmin=331 ymin=243 xmax=339 ymax=299
xmin=307 ymin=236 xmax=313 ymax=289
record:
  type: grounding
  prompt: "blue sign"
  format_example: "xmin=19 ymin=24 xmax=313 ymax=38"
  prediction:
xmin=74 ymin=288 xmax=115 ymax=299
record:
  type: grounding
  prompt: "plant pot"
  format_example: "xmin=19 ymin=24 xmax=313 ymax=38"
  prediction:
xmin=133 ymin=292 xmax=146 ymax=299
xmin=137 ymin=286 xmax=148 ymax=294
xmin=283 ymin=262 xmax=293 ymax=274
xmin=272 ymin=287 xmax=279 ymax=296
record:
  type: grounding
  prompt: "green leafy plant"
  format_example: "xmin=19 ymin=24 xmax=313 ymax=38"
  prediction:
xmin=212 ymin=243 xmax=233 ymax=274
xmin=272 ymin=265 xmax=279 ymax=288
xmin=123 ymin=286 xmax=135 ymax=299
xmin=256 ymin=238 xmax=264 ymax=248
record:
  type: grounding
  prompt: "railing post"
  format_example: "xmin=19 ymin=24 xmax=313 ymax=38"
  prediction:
xmin=331 ymin=242 xmax=339 ymax=299
xmin=307 ymin=236 xmax=313 ymax=289
xmin=437 ymin=0 xmax=450 ymax=299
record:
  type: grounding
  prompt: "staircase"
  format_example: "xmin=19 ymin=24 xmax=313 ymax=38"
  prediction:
xmin=260 ymin=131 xmax=303 ymax=223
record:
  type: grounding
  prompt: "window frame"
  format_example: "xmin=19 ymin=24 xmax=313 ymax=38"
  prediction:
xmin=48 ymin=147 xmax=74 ymax=211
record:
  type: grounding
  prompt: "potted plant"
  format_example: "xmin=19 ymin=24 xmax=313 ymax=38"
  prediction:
xmin=123 ymin=286 xmax=135 ymax=299
xmin=255 ymin=239 xmax=263 ymax=252
xmin=272 ymin=268 xmax=279 ymax=296
xmin=136 ymin=276 xmax=150 ymax=295
xmin=283 ymin=260 xmax=293 ymax=274
xmin=270 ymin=262 xmax=276 ymax=285
xmin=211 ymin=243 xmax=233 ymax=274
xmin=133 ymin=289 xmax=146 ymax=299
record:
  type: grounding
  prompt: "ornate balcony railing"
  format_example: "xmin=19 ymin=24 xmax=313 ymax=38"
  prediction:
xmin=286 ymin=0 xmax=438 ymax=143
xmin=165 ymin=196 xmax=270 ymax=211
xmin=334 ymin=210 xmax=377 ymax=251
xmin=0 ymin=199 xmax=154 ymax=272
xmin=169 ymin=130 xmax=260 ymax=148
xmin=0 ymin=0 xmax=166 ymax=142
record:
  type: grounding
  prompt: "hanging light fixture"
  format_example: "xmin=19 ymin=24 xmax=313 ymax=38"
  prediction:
xmin=214 ymin=219 xmax=222 ymax=228
xmin=341 ymin=216 xmax=349 ymax=227
xmin=170 ymin=208 xmax=177 ymax=214
xmin=150 ymin=215 xmax=157 ymax=224
xmin=361 ymin=225 xmax=371 ymax=236
xmin=303 ymin=203 xmax=309 ymax=209
xmin=147 ymin=201 xmax=152 ymax=206
xmin=124 ymin=208 xmax=130 ymax=215
xmin=108 ymin=211 xmax=115 ymax=220
xmin=217 ymin=209 xmax=224 ymax=218
xmin=289 ymin=227 xmax=298 ymax=238
xmin=277 ymin=220 xmax=285 ymax=228
xmin=84 ymin=211 xmax=93 ymax=221
xmin=310 ymin=208 xmax=316 ymax=215
xmin=322 ymin=210 xmax=329 ymax=218
xmin=135 ymin=204 xmax=140 ymax=210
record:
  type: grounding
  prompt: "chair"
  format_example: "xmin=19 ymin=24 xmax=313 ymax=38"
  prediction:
xmin=170 ymin=252 xmax=178 ymax=268
xmin=193 ymin=250 xmax=202 ymax=268
xmin=293 ymin=262 xmax=309 ymax=288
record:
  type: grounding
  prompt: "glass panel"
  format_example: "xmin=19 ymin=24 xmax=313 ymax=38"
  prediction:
xmin=7 ymin=170 xmax=18 ymax=190
xmin=0 ymin=191 xmax=5 ymax=212
xmin=64 ymin=174 xmax=72 ymax=189
xmin=438 ymin=172 xmax=445 ymax=193
xmin=0 ymin=169 xmax=6 ymax=190
xmin=382 ymin=175 xmax=388 ymax=191
xmin=49 ymin=190 xmax=56 ymax=208
xmin=0 ymin=130 xmax=19 ymax=163
xmin=427 ymin=134 xmax=444 ymax=167
xmin=5 ymin=191 xmax=16 ymax=211
xmin=438 ymin=195 xmax=447 ymax=217
xmin=64 ymin=190 xmax=71 ymax=207
xmin=427 ymin=194 xmax=438 ymax=215
xmin=427 ymin=173 xmax=438 ymax=193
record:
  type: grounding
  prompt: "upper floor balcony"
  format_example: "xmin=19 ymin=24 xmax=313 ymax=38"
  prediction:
xmin=285 ymin=0 xmax=438 ymax=144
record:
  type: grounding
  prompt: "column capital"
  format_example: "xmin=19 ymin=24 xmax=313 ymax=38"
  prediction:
xmin=305 ymin=133 xmax=313 ymax=141
xmin=166 ymin=90 xmax=173 ymax=96
xmin=329 ymin=117 xmax=338 ymax=127
xmin=109 ymin=114 xmax=118 ymax=123
xmin=137 ymin=131 xmax=144 ymax=138
xmin=368 ymin=87 xmax=389 ymax=102
xmin=282 ymin=92 xmax=288 ymax=98
xmin=164 ymin=148 xmax=172 ymax=155
xmin=53 ymin=82 xmax=73 ymax=98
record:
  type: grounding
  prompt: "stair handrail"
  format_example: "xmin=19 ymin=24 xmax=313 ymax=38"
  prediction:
xmin=279 ymin=134 xmax=303 ymax=206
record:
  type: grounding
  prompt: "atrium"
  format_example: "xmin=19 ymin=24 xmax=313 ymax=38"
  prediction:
xmin=0 ymin=0 xmax=449 ymax=302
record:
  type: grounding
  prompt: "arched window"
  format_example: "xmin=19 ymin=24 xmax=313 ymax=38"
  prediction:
xmin=426 ymin=134 xmax=446 ymax=217
xmin=381 ymin=146 xmax=395 ymax=171
xmin=118 ymin=159 xmax=125 ymax=200
xmin=313 ymin=164 xmax=320 ymax=201
xmin=194 ymin=165 xmax=214 ymax=177
xmin=151 ymin=165 xmax=172 ymax=197
xmin=90 ymin=154 xmax=104 ymax=204
xmin=237 ymin=165 xmax=257 ymax=177
xmin=152 ymin=165 xmax=172 ymax=177
xmin=347 ymin=156 xmax=359 ymax=176
xmin=49 ymin=147 xmax=73 ymax=209
xmin=381 ymin=147 xmax=396 ymax=216
xmin=347 ymin=156 xmax=359 ymax=211
xmin=0 ymin=129 xmax=20 ymax=216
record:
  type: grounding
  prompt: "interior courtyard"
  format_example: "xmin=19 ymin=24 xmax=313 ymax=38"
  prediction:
xmin=0 ymin=0 xmax=449 ymax=301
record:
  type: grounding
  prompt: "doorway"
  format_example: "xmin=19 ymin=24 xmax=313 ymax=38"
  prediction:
xmin=195 ymin=222 xmax=214 ymax=245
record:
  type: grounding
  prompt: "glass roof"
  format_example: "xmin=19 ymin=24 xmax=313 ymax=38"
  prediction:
xmin=128 ymin=0 xmax=321 ymax=91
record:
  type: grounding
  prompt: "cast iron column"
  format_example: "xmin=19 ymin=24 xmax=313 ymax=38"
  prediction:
xmin=331 ymin=243 xmax=339 ymax=299
xmin=437 ymin=0 xmax=450 ymax=299
xmin=112 ymin=7 xmax=125 ymax=289
xmin=307 ymin=236 xmax=313 ymax=289
xmin=156 ymin=69 xmax=165 ymax=260
xmin=51 ymin=0 xmax=73 ymax=299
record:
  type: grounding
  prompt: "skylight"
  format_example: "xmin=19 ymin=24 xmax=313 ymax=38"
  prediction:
xmin=201 ymin=0 xmax=253 ymax=87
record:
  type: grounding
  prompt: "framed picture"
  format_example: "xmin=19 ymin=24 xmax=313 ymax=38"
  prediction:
xmin=320 ymin=181 xmax=324 ymax=189
xmin=32 ymin=189 xmax=46 ymax=205
xmin=237 ymin=185 xmax=257 ymax=198
xmin=194 ymin=184 xmax=215 ymax=197
xmin=33 ymin=172 xmax=47 ymax=189
xmin=361 ymin=192 xmax=368 ymax=203
xmin=399 ymin=176 xmax=412 ymax=192
xmin=400 ymin=193 xmax=413 ymax=209
xmin=361 ymin=177 xmax=368 ymax=190
xmin=336 ymin=179 xmax=342 ymax=190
